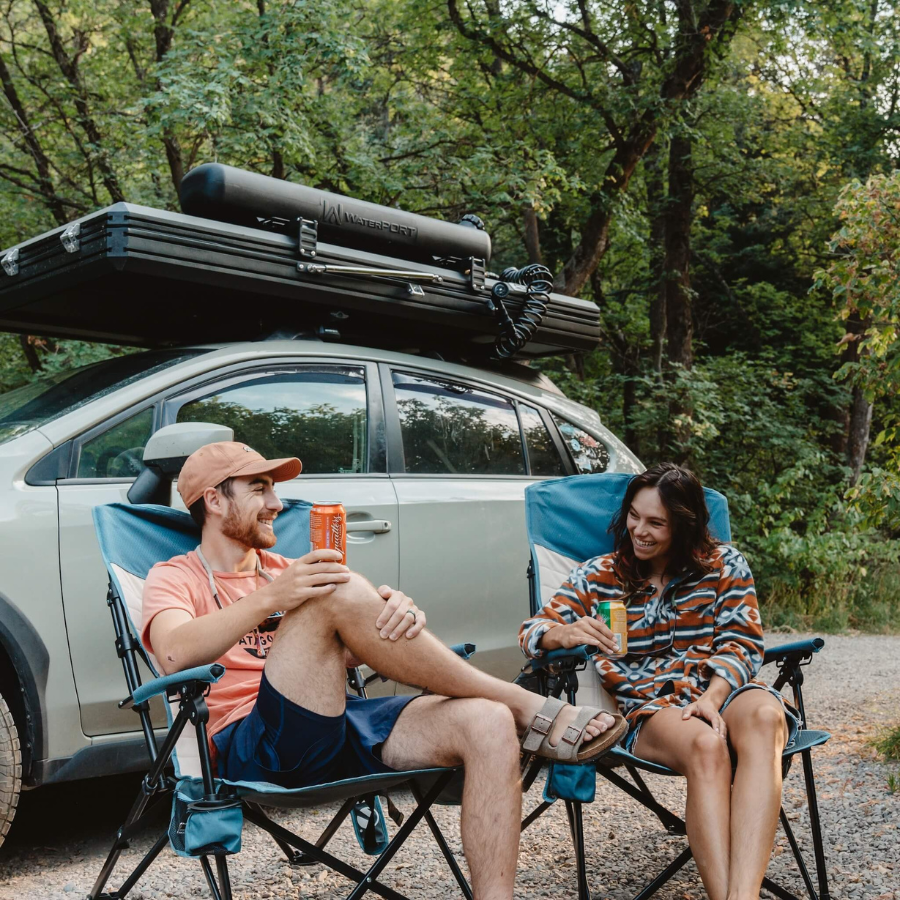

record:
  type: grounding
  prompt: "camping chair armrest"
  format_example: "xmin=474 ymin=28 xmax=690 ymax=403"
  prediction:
xmin=529 ymin=645 xmax=595 ymax=672
xmin=763 ymin=638 xmax=824 ymax=667
xmin=122 ymin=663 xmax=226 ymax=709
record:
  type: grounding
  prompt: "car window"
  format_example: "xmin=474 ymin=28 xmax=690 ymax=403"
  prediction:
xmin=76 ymin=407 xmax=154 ymax=479
xmin=392 ymin=372 xmax=525 ymax=475
xmin=0 ymin=349 xmax=204 ymax=446
xmin=519 ymin=405 xmax=566 ymax=476
xmin=175 ymin=368 xmax=367 ymax=474
xmin=552 ymin=414 xmax=610 ymax=474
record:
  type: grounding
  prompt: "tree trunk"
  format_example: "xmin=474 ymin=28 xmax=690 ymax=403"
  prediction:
xmin=554 ymin=0 xmax=738 ymax=296
xmin=662 ymin=130 xmax=694 ymax=464
xmin=447 ymin=0 xmax=740 ymax=297
xmin=0 ymin=54 xmax=68 ymax=225
xmin=645 ymin=141 xmax=666 ymax=374
xmin=34 ymin=0 xmax=125 ymax=203
xmin=522 ymin=203 xmax=543 ymax=264
xmin=664 ymin=132 xmax=694 ymax=370
xmin=843 ymin=312 xmax=873 ymax=484
xmin=149 ymin=0 xmax=186 ymax=194
xmin=18 ymin=336 xmax=43 ymax=373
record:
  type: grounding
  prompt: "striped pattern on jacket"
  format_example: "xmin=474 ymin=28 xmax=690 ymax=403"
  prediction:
xmin=519 ymin=545 xmax=765 ymax=730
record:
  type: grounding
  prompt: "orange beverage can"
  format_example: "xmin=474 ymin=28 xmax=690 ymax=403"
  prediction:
xmin=310 ymin=501 xmax=347 ymax=565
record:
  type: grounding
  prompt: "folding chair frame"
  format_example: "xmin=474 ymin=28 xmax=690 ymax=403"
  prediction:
xmin=519 ymin=629 xmax=832 ymax=900
xmin=90 ymin=583 xmax=473 ymax=900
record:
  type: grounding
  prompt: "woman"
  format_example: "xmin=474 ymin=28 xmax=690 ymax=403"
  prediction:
xmin=519 ymin=463 xmax=798 ymax=900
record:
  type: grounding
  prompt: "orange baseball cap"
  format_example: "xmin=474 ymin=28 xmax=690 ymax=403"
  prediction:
xmin=177 ymin=441 xmax=302 ymax=508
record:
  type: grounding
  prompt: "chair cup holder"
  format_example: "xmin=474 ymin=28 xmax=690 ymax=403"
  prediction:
xmin=170 ymin=779 xmax=242 ymax=858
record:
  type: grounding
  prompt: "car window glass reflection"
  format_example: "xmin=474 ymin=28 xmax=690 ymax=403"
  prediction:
xmin=392 ymin=372 xmax=525 ymax=475
xmin=551 ymin=414 xmax=610 ymax=474
xmin=76 ymin=407 xmax=154 ymax=478
xmin=519 ymin=405 xmax=566 ymax=477
xmin=176 ymin=369 xmax=367 ymax=474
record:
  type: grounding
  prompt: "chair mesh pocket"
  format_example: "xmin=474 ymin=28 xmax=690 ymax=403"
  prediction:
xmin=169 ymin=778 xmax=242 ymax=858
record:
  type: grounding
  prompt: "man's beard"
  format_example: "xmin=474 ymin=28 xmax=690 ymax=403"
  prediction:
xmin=221 ymin=505 xmax=277 ymax=550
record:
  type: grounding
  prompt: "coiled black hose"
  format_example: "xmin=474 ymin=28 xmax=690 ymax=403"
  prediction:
xmin=487 ymin=263 xmax=553 ymax=359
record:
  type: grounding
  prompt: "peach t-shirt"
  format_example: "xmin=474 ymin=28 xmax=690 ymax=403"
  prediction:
xmin=141 ymin=549 xmax=292 ymax=742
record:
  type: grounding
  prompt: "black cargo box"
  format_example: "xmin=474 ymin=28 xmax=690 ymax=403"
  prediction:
xmin=0 ymin=203 xmax=600 ymax=358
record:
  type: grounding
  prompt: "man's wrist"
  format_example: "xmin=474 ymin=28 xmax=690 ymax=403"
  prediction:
xmin=253 ymin=582 xmax=281 ymax=618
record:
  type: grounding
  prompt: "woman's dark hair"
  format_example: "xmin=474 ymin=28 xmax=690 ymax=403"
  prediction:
xmin=609 ymin=463 xmax=718 ymax=589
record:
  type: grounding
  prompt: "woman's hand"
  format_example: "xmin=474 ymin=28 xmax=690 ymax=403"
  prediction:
xmin=375 ymin=586 xmax=426 ymax=640
xmin=681 ymin=694 xmax=728 ymax=740
xmin=541 ymin=617 xmax=619 ymax=655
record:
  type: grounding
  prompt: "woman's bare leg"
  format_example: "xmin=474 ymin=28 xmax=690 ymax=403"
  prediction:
xmin=721 ymin=690 xmax=788 ymax=900
xmin=632 ymin=707 xmax=732 ymax=900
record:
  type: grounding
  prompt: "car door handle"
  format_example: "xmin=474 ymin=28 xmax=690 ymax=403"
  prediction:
xmin=346 ymin=520 xmax=392 ymax=534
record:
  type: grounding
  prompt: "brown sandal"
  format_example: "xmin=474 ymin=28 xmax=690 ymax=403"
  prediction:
xmin=521 ymin=696 xmax=627 ymax=763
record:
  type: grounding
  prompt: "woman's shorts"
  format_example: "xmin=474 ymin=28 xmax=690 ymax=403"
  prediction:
xmin=212 ymin=671 xmax=419 ymax=788
xmin=625 ymin=682 xmax=801 ymax=759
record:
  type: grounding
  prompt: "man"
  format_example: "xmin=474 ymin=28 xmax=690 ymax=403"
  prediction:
xmin=143 ymin=442 xmax=626 ymax=900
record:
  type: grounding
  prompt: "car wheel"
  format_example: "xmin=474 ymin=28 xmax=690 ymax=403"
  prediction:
xmin=0 ymin=692 xmax=21 ymax=847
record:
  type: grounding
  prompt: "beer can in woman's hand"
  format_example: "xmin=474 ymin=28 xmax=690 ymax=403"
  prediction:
xmin=594 ymin=599 xmax=628 ymax=657
xmin=310 ymin=501 xmax=347 ymax=565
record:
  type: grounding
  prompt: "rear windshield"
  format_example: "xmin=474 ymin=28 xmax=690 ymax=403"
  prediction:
xmin=0 ymin=349 xmax=206 ymax=446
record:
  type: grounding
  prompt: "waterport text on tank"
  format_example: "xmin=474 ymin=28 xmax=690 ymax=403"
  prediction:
xmin=322 ymin=202 xmax=418 ymax=240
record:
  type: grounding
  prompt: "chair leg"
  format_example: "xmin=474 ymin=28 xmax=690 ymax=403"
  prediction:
xmin=564 ymin=800 xmax=591 ymax=900
xmin=88 ymin=783 xmax=170 ymax=899
xmin=200 ymin=856 xmax=228 ymax=900
xmin=778 ymin=807 xmax=819 ymax=900
xmin=800 ymin=749 xmax=831 ymax=900
xmin=345 ymin=775 xmax=454 ymax=900
xmin=411 ymin=783 xmax=473 ymax=900
xmin=631 ymin=846 xmax=693 ymax=900
xmin=521 ymin=800 xmax=553 ymax=832
xmin=109 ymin=832 xmax=170 ymax=899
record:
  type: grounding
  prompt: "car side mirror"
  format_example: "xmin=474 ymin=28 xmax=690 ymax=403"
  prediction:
xmin=127 ymin=422 xmax=234 ymax=506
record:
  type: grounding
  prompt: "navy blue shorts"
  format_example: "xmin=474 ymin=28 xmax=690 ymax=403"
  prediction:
xmin=212 ymin=671 xmax=418 ymax=788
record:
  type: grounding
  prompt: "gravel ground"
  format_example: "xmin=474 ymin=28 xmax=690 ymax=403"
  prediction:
xmin=1 ymin=633 xmax=897 ymax=900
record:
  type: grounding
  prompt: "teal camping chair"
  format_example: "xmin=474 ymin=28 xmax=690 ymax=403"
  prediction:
xmin=519 ymin=473 xmax=832 ymax=900
xmin=88 ymin=499 xmax=472 ymax=900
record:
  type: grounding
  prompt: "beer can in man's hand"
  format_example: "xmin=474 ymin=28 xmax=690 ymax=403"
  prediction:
xmin=310 ymin=501 xmax=347 ymax=565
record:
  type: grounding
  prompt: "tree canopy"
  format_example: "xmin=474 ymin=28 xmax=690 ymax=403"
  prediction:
xmin=1 ymin=0 xmax=898 ymax=628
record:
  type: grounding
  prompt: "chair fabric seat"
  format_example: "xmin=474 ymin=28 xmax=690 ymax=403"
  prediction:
xmin=210 ymin=766 xmax=462 ymax=809
xmin=599 ymin=728 xmax=832 ymax=778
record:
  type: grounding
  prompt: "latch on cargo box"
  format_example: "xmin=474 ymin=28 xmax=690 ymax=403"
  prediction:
xmin=468 ymin=257 xmax=486 ymax=292
xmin=1 ymin=247 xmax=18 ymax=276
xmin=60 ymin=222 xmax=81 ymax=253
xmin=297 ymin=218 xmax=317 ymax=258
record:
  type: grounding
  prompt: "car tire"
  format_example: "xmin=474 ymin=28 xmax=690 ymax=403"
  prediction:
xmin=0 ymin=692 xmax=21 ymax=847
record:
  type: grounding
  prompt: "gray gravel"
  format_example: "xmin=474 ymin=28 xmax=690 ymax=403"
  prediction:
xmin=1 ymin=633 xmax=897 ymax=899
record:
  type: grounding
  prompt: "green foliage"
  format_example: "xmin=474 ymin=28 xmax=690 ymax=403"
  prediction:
xmin=0 ymin=0 xmax=897 ymax=630
xmin=873 ymin=724 xmax=900 ymax=762
xmin=817 ymin=172 xmax=900 ymax=529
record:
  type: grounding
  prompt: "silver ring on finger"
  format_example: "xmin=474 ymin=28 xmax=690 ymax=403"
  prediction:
xmin=405 ymin=608 xmax=417 ymax=624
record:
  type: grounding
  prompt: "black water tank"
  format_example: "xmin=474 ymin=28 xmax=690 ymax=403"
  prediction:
xmin=180 ymin=163 xmax=491 ymax=265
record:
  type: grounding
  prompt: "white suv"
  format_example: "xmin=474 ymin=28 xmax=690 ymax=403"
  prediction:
xmin=0 ymin=338 xmax=640 ymax=840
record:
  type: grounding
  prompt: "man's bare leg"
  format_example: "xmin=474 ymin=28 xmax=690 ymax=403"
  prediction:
xmin=721 ymin=691 xmax=788 ymax=900
xmin=265 ymin=572 xmax=616 ymax=744
xmin=380 ymin=695 xmax=522 ymax=900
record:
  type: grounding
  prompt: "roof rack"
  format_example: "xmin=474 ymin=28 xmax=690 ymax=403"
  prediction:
xmin=0 ymin=165 xmax=600 ymax=359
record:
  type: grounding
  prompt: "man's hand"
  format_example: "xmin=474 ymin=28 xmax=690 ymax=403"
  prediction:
xmin=375 ymin=586 xmax=425 ymax=640
xmin=262 ymin=549 xmax=350 ymax=614
xmin=540 ymin=617 xmax=619 ymax=655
